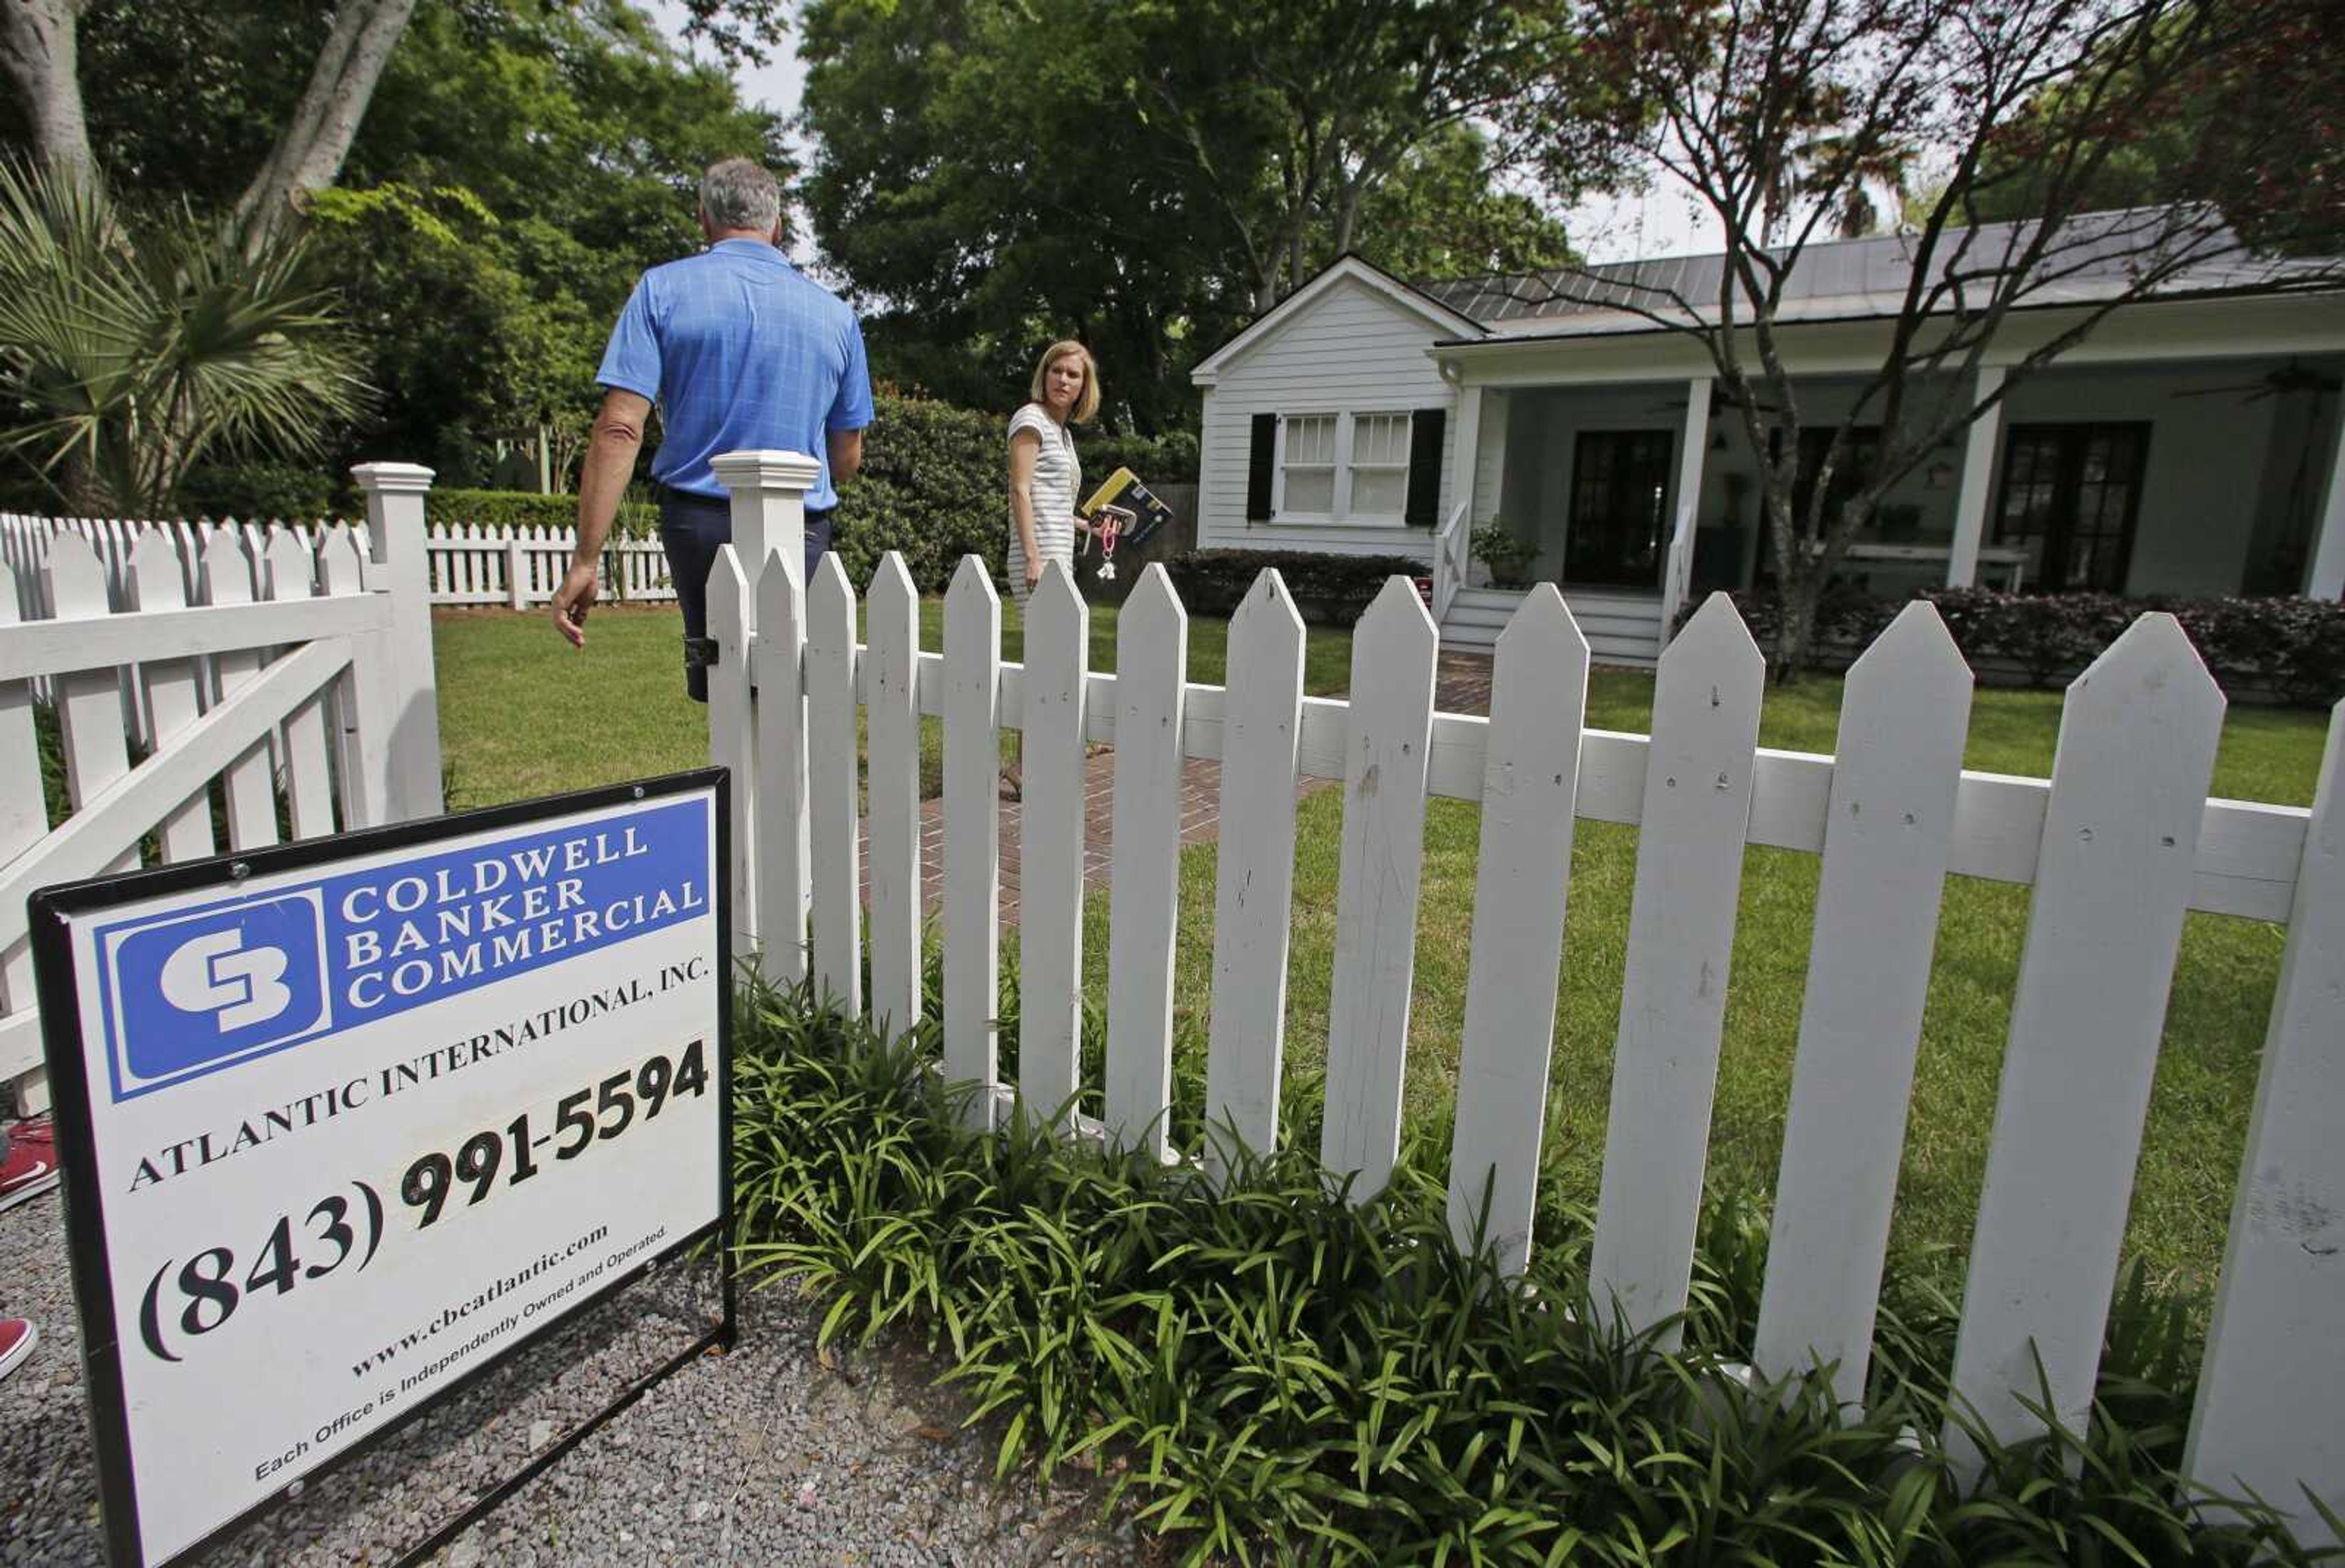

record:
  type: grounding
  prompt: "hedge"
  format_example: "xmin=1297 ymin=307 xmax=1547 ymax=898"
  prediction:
xmin=1721 ymin=586 xmax=2345 ymax=706
xmin=1162 ymin=548 xmax=1427 ymax=626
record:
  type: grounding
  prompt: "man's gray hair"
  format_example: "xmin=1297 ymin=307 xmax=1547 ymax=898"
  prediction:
xmin=699 ymin=158 xmax=782 ymax=235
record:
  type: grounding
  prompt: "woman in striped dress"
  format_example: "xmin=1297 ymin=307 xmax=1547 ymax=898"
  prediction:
xmin=1007 ymin=339 xmax=1097 ymax=604
xmin=1003 ymin=339 xmax=1098 ymax=795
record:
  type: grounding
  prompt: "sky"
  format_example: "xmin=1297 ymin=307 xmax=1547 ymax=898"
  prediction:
xmin=645 ymin=2 xmax=1723 ymax=266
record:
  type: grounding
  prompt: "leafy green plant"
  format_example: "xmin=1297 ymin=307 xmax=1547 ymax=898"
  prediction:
xmin=0 ymin=158 xmax=367 ymax=517
xmin=730 ymin=968 xmax=2338 ymax=1567
xmin=1469 ymin=518 xmax=1540 ymax=587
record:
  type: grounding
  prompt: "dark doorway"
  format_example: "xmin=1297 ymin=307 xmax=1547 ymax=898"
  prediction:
xmin=1565 ymin=429 xmax=1674 ymax=587
xmin=1993 ymin=423 xmax=2150 ymax=593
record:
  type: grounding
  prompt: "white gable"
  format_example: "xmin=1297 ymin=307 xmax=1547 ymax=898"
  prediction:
xmin=1191 ymin=256 xmax=1481 ymax=385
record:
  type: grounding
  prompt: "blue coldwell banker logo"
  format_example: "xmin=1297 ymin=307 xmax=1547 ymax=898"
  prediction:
xmin=91 ymin=797 xmax=712 ymax=1103
xmin=99 ymin=893 xmax=334 ymax=1101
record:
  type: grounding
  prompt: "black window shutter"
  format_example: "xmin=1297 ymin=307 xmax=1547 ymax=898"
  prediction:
xmin=1404 ymin=408 xmax=1447 ymax=527
xmin=1245 ymin=413 xmax=1278 ymax=521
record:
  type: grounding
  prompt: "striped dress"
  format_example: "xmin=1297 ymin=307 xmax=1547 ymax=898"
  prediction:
xmin=1006 ymin=402 xmax=1080 ymax=607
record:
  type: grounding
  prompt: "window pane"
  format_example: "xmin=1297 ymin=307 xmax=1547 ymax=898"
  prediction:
xmin=1353 ymin=413 xmax=1409 ymax=466
xmin=1285 ymin=469 xmax=1334 ymax=513
xmin=1352 ymin=468 xmax=1406 ymax=515
xmin=1287 ymin=415 xmax=1334 ymax=464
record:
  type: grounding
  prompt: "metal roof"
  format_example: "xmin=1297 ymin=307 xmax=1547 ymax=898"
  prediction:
xmin=1412 ymin=208 xmax=2332 ymax=341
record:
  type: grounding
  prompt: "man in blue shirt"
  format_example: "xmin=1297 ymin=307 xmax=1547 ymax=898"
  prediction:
xmin=554 ymin=158 xmax=874 ymax=700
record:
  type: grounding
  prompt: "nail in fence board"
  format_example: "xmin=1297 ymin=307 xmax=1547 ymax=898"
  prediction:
xmin=1589 ymin=593 xmax=1765 ymax=1342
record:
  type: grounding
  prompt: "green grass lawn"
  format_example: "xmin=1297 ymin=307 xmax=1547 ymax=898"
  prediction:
xmin=437 ymin=601 xmax=2329 ymax=1289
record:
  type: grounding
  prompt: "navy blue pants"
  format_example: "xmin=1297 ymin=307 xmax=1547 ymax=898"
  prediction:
xmin=659 ymin=490 xmax=834 ymax=702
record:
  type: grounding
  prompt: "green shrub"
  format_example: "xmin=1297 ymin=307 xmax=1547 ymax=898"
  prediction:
xmin=424 ymin=487 xmax=658 ymax=539
xmin=732 ymin=974 xmax=2335 ymax=1567
xmin=1163 ymin=548 xmax=1427 ymax=625
xmin=1080 ymin=429 xmax=1199 ymax=487
xmin=178 ymin=460 xmax=338 ymax=520
xmin=1717 ymin=586 xmax=2345 ymax=706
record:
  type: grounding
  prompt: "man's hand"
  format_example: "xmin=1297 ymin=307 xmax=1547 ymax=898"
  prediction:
xmin=552 ymin=561 xmax=600 ymax=649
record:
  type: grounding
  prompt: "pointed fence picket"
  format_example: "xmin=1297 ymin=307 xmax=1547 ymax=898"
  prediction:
xmin=1321 ymin=578 xmax=1440 ymax=1202
xmin=700 ymin=443 xmax=2343 ymax=1544
xmin=1590 ymin=593 xmax=1766 ymax=1343
xmin=1202 ymin=570 xmax=1306 ymax=1177
xmin=1446 ymin=585 xmax=1588 ymax=1276
xmin=1948 ymin=614 xmax=2227 ymax=1457
xmin=1019 ymin=564 xmax=1089 ymax=1123
xmin=863 ymin=554 xmax=924 ymax=1040
xmin=1754 ymin=603 xmax=1972 ymax=1404
xmin=806 ymin=557 xmax=863 ymax=1014
xmin=943 ymin=557 xmax=1002 ymax=1131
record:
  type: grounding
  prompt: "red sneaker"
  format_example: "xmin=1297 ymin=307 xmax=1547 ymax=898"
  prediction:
xmin=1 ymin=1123 xmax=60 ymax=1213
xmin=0 ymin=1319 xmax=34 ymax=1382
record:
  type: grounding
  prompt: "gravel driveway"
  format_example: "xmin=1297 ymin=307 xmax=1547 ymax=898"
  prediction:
xmin=0 ymin=1179 xmax=1141 ymax=1566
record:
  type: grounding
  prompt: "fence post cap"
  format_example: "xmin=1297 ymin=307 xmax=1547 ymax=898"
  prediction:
xmin=710 ymin=450 xmax=821 ymax=492
xmin=350 ymin=462 xmax=437 ymax=495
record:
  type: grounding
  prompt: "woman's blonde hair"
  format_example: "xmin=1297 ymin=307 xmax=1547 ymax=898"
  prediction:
xmin=1029 ymin=339 xmax=1101 ymax=424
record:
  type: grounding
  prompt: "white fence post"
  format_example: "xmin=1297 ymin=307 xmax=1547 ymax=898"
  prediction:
xmin=127 ymin=531 xmax=215 ymax=864
xmin=805 ymin=555 xmax=863 ymax=1015
xmin=2187 ymin=700 xmax=2345 ymax=1551
xmin=1588 ymin=592 xmax=1764 ymax=1342
xmin=1202 ymin=569 xmax=1306 ymax=1178
xmin=708 ymin=547 xmax=763 ymax=968
xmin=1446 ymin=586 xmax=1588 ymax=1276
xmin=45 ymin=536 xmax=137 ymax=875
xmin=1104 ymin=565 xmax=1188 ymax=1160
xmin=1754 ymin=603 xmax=1972 ymax=1404
xmin=1321 ymin=576 xmax=1440 ymax=1203
xmin=751 ymin=550 xmax=807 ymax=984
xmin=352 ymin=462 xmax=443 ymax=820
xmin=1019 ymin=562 xmax=1089 ymax=1127
xmin=864 ymin=553 xmax=925 ymax=1040
xmin=943 ymin=556 xmax=1002 ymax=1131
xmin=711 ymin=450 xmax=820 ymax=593
xmin=1948 ymin=614 xmax=2225 ymax=1460
xmin=316 ymin=524 xmax=393 ymax=830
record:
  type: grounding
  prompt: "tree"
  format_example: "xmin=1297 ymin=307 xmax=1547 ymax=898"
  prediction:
xmin=0 ymin=160 xmax=366 ymax=514
xmin=0 ymin=0 xmax=421 ymax=256
xmin=801 ymin=0 xmax=1626 ymax=429
xmin=1513 ymin=0 xmax=2344 ymax=677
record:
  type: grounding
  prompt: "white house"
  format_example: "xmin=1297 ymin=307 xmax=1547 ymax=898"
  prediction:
xmin=1189 ymin=218 xmax=2345 ymax=664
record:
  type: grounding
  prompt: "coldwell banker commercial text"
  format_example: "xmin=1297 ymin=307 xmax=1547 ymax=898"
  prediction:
xmin=94 ymin=797 xmax=712 ymax=1106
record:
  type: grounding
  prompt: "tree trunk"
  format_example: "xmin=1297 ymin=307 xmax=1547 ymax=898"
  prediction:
xmin=231 ymin=0 xmax=419 ymax=259
xmin=0 ymin=0 xmax=93 ymax=176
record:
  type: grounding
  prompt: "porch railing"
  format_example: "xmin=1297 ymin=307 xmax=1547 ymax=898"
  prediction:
xmin=1430 ymin=499 xmax=1470 ymax=624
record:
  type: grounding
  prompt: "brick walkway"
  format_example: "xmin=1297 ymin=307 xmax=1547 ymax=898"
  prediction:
xmin=862 ymin=650 xmax=1500 ymax=923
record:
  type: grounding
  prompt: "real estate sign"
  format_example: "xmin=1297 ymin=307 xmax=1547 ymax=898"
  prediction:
xmin=29 ymin=772 xmax=730 ymax=1568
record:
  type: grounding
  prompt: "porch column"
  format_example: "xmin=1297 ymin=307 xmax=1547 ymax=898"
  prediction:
xmin=1659 ymin=376 xmax=1712 ymax=644
xmin=2304 ymin=410 xmax=2345 ymax=600
xmin=1451 ymin=379 xmax=1485 ymax=522
xmin=1946 ymin=366 xmax=2006 ymax=589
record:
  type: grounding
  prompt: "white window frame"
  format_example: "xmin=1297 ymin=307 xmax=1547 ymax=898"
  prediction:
xmin=1271 ymin=408 xmax=1416 ymax=526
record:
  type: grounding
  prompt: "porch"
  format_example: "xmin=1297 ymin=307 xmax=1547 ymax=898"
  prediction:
xmin=1429 ymin=345 xmax=2345 ymax=662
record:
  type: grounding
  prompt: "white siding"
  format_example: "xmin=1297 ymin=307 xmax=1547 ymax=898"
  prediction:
xmin=1198 ymin=277 xmax=1457 ymax=559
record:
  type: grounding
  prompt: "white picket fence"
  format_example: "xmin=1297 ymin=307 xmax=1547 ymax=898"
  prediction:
xmin=0 ymin=466 xmax=445 ymax=1114
xmin=2 ymin=514 xmax=671 ymax=617
xmin=701 ymin=450 xmax=2341 ymax=1545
